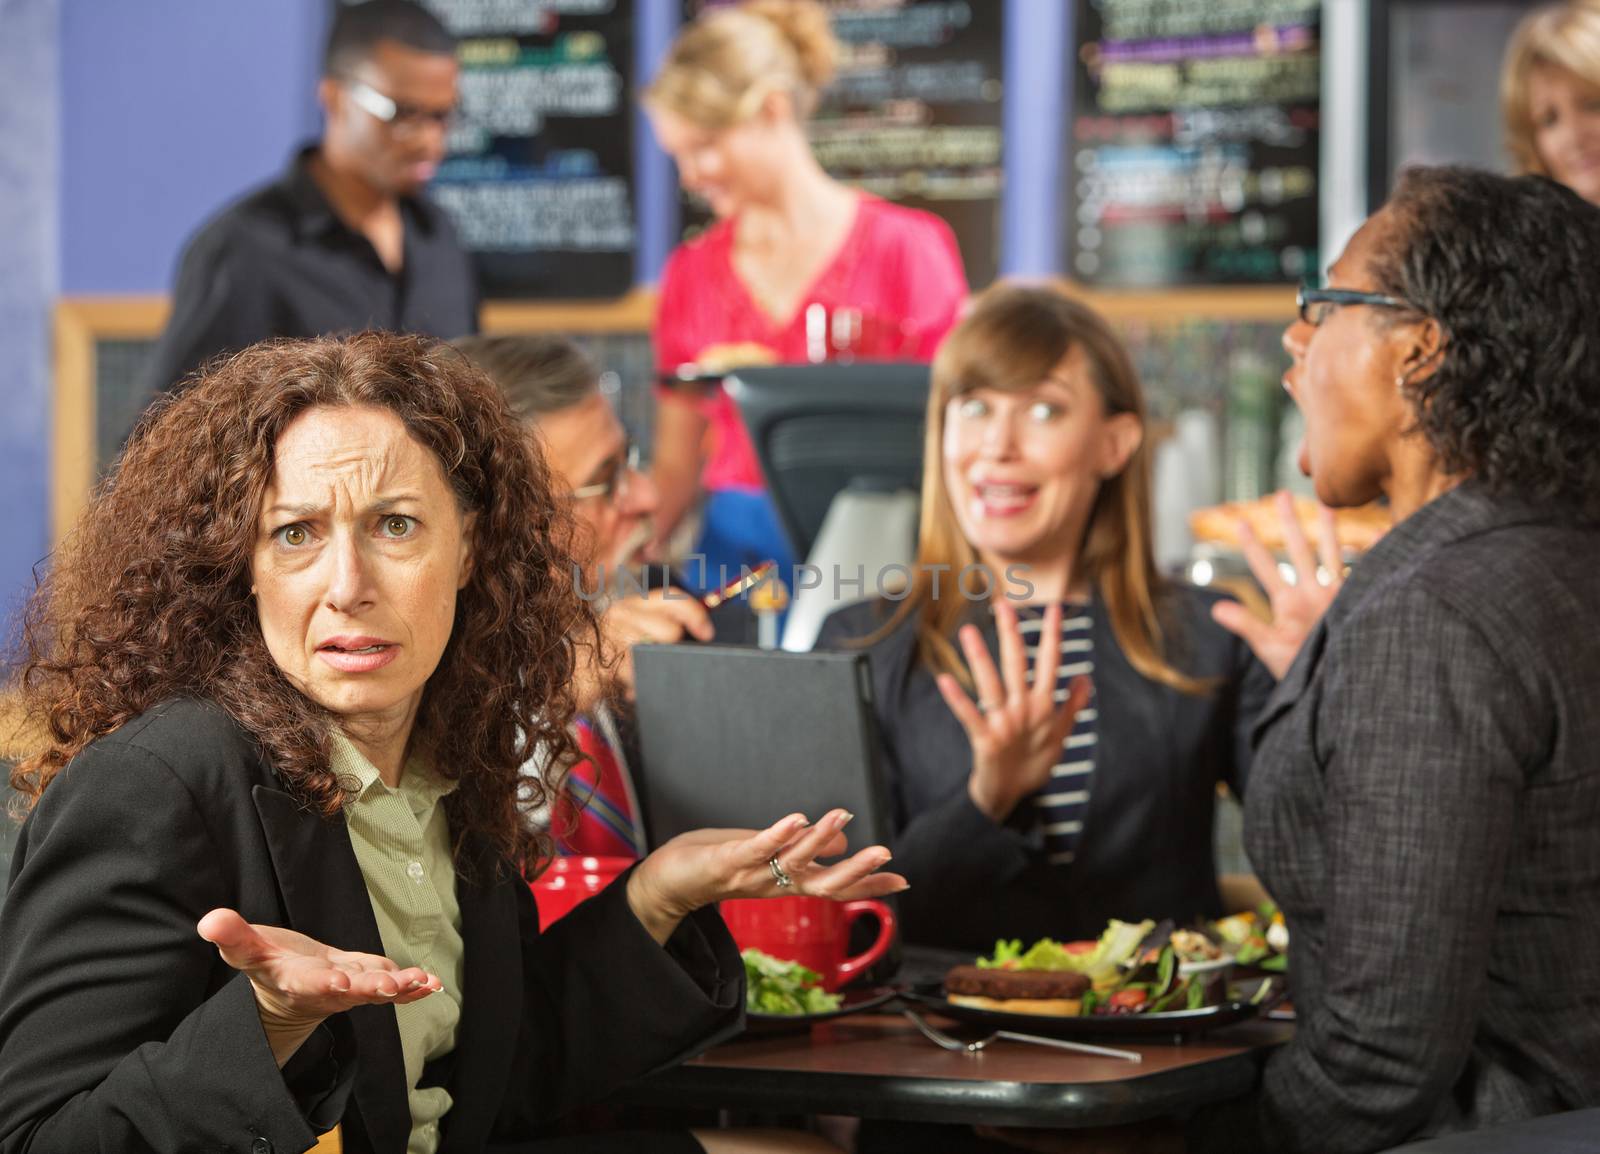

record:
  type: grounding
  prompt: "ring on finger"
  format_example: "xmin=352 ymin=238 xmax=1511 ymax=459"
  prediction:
xmin=768 ymin=855 xmax=795 ymax=888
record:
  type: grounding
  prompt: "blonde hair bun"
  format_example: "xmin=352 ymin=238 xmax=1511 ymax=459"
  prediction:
xmin=648 ymin=0 xmax=839 ymax=127
xmin=742 ymin=0 xmax=839 ymax=90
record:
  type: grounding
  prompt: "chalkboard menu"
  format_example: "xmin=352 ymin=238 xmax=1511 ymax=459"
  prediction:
xmin=402 ymin=0 xmax=637 ymax=298
xmin=680 ymin=0 xmax=1004 ymax=287
xmin=1066 ymin=0 xmax=1321 ymax=286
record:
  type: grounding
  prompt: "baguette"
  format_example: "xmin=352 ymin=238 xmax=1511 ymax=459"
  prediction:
xmin=1189 ymin=494 xmax=1390 ymax=553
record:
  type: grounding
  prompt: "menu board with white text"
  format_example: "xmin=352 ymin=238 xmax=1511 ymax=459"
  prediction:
xmin=402 ymin=0 xmax=637 ymax=297
xmin=1066 ymin=0 xmax=1322 ymax=286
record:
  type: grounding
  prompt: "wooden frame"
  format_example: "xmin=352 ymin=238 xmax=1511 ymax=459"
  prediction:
xmin=52 ymin=297 xmax=170 ymax=545
xmin=1059 ymin=283 xmax=1298 ymax=322
xmin=50 ymin=283 xmax=1293 ymax=545
xmin=48 ymin=291 xmax=664 ymax=546
xmin=481 ymin=286 xmax=657 ymax=333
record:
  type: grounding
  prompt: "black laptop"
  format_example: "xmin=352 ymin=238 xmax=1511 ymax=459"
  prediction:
xmin=630 ymin=644 xmax=893 ymax=852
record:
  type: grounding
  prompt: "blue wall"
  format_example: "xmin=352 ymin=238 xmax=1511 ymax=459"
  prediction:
xmin=60 ymin=0 xmax=326 ymax=294
xmin=1003 ymin=0 xmax=1067 ymax=277
xmin=2 ymin=0 xmax=1067 ymax=623
xmin=0 ymin=0 xmax=59 ymax=633
xmin=1 ymin=0 xmax=331 ymax=639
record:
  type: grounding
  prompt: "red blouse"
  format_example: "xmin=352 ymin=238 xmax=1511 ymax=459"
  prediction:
xmin=653 ymin=195 xmax=968 ymax=492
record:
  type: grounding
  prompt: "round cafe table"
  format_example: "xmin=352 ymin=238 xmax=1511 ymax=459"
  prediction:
xmin=608 ymin=1009 xmax=1291 ymax=1129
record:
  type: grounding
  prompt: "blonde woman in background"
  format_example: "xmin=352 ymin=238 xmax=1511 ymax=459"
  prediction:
xmin=1503 ymin=0 xmax=1600 ymax=204
xmin=643 ymin=0 xmax=967 ymax=586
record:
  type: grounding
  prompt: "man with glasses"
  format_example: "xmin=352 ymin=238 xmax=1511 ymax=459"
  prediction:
xmin=454 ymin=334 xmax=718 ymax=859
xmin=140 ymin=0 xmax=476 ymax=405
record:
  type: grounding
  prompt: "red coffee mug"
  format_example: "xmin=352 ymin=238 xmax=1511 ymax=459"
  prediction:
xmin=719 ymin=895 xmax=897 ymax=991
xmin=529 ymin=855 xmax=632 ymax=927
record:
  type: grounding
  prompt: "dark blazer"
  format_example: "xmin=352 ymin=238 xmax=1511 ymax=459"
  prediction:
xmin=817 ymin=585 xmax=1274 ymax=952
xmin=1190 ymin=483 xmax=1600 ymax=1154
xmin=0 ymin=699 xmax=742 ymax=1154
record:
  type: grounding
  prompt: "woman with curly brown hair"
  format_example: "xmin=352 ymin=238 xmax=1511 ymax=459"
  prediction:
xmin=0 ymin=332 xmax=901 ymax=1154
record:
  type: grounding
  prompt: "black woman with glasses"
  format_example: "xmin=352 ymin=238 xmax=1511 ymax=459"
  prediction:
xmin=140 ymin=0 xmax=477 ymax=413
xmin=988 ymin=169 xmax=1600 ymax=1154
xmin=1107 ymin=167 xmax=1600 ymax=1154
xmin=1198 ymin=281 xmax=1420 ymax=684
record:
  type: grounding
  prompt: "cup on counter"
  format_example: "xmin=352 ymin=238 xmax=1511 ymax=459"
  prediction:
xmin=803 ymin=303 xmax=916 ymax=364
xmin=529 ymin=855 xmax=632 ymax=927
xmin=720 ymin=895 xmax=897 ymax=991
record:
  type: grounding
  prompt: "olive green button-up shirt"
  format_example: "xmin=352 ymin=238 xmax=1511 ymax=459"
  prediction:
xmin=333 ymin=733 xmax=465 ymax=1154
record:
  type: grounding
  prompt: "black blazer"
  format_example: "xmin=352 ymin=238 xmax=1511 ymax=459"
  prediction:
xmin=0 ymin=699 xmax=742 ymax=1154
xmin=1190 ymin=484 xmax=1600 ymax=1154
xmin=818 ymin=585 xmax=1274 ymax=952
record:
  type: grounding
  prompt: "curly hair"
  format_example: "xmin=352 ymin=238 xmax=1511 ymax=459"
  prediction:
xmin=11 ymin=332 xmax=600 ymax=873
xmin=1373 ymin=166 xmax=1600 ymax=516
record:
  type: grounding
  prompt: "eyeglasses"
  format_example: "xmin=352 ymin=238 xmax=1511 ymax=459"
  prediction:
xmin=1297 ymin=284 xmax=1414 ymax=327
xmin=569 ymin=441 xmax=640 ymax=504
xmin=344 ymin=79 xmax=455 ymax=138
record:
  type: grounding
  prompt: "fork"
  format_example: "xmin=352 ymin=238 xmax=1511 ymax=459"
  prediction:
xmin=901 ymin=1008 xmax=1143 ymax=1063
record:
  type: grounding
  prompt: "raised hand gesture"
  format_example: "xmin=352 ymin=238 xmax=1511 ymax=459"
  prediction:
xmin=936 ymin=600 xmax=1092 ymax=823
xmin=197 ymin=908 xmax=442 ymax=1066
xmin=1210 ymin=491 xmax=1346 ymax=680
xmin=624 ymin=808 xmax=908 ymax=945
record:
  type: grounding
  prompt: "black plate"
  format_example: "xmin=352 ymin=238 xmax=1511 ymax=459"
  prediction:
xmin=745 ymin=986 xmax=899 ymax=1034
xmin=901 ymin=980 xmax=1277 ymax=1039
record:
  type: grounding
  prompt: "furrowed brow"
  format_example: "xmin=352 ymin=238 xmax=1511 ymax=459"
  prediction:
xmin=264 ymin=493 xmax=424 ymax=520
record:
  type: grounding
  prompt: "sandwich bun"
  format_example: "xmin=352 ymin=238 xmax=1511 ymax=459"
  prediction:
xmin=947 ymin=993 xmax=1083 ymax=1016
xmin=943 ymin=963 xmax=1090 ymax=1018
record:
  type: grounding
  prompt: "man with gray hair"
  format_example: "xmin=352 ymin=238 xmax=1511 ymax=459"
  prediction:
xmin=454 ymin=335 xmax=715 ymax=859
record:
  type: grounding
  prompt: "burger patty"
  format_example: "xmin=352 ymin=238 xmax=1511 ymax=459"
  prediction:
xmin=944 ymin=965 xmax=1091 ymax=1000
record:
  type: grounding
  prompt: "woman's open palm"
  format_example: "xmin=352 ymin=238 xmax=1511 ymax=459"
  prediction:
xmin=625 ymin=809 xmax=909 ymax=943
xmin=1211 ymin=491 xmax=1347 ymax=680
xmin=198 ymin=908 xmax=441 ymax=1061
xmin=937 ymin=600 xmax=1092 ymax=823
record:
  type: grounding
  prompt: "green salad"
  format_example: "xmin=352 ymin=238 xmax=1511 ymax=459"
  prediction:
xmin=742 ymin=948 xmax=844 ymax=1015
xmin=1212 ymin=902 xmax=1290 ymax=971
xmin=977 ymin=919 xmax=1154 ymax=983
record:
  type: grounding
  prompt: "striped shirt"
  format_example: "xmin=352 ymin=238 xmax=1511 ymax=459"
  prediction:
xmin=1017 ymin=604 xmax=1097 ymax=866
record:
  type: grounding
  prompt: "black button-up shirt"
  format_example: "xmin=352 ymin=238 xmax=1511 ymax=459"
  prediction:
xmin=141 ymin=145 xmax=479 ymax=397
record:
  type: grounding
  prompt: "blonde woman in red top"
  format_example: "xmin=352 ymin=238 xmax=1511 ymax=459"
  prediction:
xmin=643 ymin=0 xmax=968 ymax=583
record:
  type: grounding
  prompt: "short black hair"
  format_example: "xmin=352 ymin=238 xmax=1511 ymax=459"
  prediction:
xmin=324 ymin=0 xmax=455 ymax=77
xmin=450 ymin=335 xmax=601 ymax=421
xmin=1373 ymin=166 xmax=1600 ymax=516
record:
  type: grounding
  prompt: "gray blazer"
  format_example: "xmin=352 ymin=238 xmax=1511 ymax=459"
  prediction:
xmin=1191 ymin=483 xmax=1600 ymax=1154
